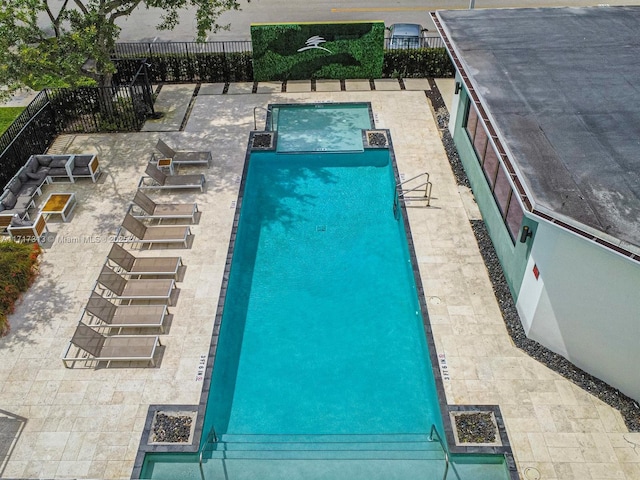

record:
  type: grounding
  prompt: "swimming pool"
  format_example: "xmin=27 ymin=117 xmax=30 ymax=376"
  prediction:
xmin=271 ymin=103 xmax=372 ymax=152
xmin=140 ymin=103 xmax=511 ymax=480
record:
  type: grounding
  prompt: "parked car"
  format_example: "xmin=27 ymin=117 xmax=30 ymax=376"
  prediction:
xmin=386 ymin=23 xmax=428 ymax=49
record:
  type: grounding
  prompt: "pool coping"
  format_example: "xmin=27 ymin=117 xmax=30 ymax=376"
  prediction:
xmin=131 ymin=101 xmax=519 ymax=480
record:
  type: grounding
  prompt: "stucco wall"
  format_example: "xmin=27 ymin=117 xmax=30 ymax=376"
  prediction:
xmin=517 ymin=220 xmax=640 ymax=402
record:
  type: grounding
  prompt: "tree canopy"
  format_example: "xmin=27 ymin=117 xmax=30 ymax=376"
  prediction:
xmin=0 ymin=0 xmax=244 ymax=99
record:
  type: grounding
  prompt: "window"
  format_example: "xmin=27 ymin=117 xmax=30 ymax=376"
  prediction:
xmin=473 ymin=123 xmax=488 ymax=160
xmin=464 ymin=103 xmax=478 ymax=140
xmin=493 ymin=165 xmax=512 ymax=215
xmin=506 ymin=196 xmax=525 ymax=242
xmin=482 ymin=144 xmax=500 ymax=187
xmin=463 ymin=97 xmax=526 ymax=244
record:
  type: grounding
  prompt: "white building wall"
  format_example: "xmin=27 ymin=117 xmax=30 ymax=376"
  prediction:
xmin=516 ymin=220 xmax=640 ymax=402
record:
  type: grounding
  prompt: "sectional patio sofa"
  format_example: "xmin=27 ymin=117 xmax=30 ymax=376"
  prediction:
xmin=0 ymin=154 xmax=100 ymax=232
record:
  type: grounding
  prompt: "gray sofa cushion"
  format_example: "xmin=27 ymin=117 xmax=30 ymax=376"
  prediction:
xmin=10 ymin=215 xmax=31 ymax=227
xmin=48 ymin=168 xmax=68 ymax=177
xmin=12 ymin=196 xmax=33 ymax=213
xmin=50 ymin=158 xmax=69 ymax=168
xmin=6 ymin=178 xmax=22 ymax=196
xmin=18 ymin=184 xmax=41 ymax=197
xmin=26 ymin=170 xmax=48 ymax=182
xmin=1 ymin=192 xmax=17 ymax=209
xmin=18 ymin=170 xmax=29 ymax=183
xmin=37 ymin=156 xmax=53 ymax=167
xmin=74 ymin=155 xmax=93 ymax=167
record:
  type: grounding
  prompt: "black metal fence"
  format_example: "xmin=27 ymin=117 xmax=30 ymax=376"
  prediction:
xmin=384 ymin=36 xmax=445 ymax=49
xmin=0 ymin=91 xmax=56 ymax=187
xmin=114 ymin=41 xmax=253 ymax=83
xmin=0 ymin=82 xmax=153 ymax=187
xmin=113 ymin=39 xmax=447 ymax=83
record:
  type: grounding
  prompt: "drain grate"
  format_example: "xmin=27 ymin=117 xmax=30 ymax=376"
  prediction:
xmin=316 ymin=225 xmax=326 ymax=232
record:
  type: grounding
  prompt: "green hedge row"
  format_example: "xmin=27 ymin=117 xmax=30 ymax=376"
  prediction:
xmin=382 ymin=48 xmax=454 ymax=78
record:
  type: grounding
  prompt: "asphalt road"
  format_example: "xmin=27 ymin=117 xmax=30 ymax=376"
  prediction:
xmin=47 ymin=0 xmax=639 ymax=42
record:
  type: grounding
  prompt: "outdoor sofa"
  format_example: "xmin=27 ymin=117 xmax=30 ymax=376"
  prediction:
xmin=0 ymin=153 xmax=100 ymax=232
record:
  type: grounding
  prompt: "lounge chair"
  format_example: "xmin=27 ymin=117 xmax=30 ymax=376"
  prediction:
xmin=106 ymin=243 xmax=182 ymax=280
xmin=154 ymin=139 xmax=212 ymax=167
xmin=116 ymin=214 xmax=191 ymax=248
xmin=138 ymin=164 xmax=205 ymax=192
xmin=83 ymin=291 xmax=168 ymax=333
xmin=127 ymin=190 xmax=198 ymax=223
xmin=95 ymin=264 xmax=176 ymax=305
xmin=62 ymin=322 xmax=161 ymax=368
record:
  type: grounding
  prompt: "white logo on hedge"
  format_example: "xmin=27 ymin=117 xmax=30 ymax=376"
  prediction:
xmin=297 ymin=36 xmax=332 ymax=53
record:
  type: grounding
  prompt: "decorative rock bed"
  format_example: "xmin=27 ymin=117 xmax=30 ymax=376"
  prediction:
xmin=451 ymin=411 xmax=500 ymax=446
xmin=432 ymin=96 xmax=640 ymax=432
xmin=149 ymin=411 xmax=197 ymax=445
xmin=252 ymin=132 xmax=274 ymax=149
xmin=366 ymin=130 xmax=388 ymax=147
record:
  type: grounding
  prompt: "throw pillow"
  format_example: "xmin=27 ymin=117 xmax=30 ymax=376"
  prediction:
xmin=26 ymin=170 xmax=47 ymax=182
xmin=37 ymin=156 xmax=53 ymax=167
xmin=1 ymin=191 xmax=17 ymax=210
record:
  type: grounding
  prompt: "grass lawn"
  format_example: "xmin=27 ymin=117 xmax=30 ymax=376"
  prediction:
xmin=0 ymin=107 xmax=25 ymax=135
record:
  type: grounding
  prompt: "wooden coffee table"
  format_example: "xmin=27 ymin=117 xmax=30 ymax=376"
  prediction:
xmin=41 ymin=193 xmax=77 ymax=222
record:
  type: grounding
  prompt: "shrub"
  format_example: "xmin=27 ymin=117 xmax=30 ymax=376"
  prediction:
xmin=0 ymin=242 xmax=41 ymax=336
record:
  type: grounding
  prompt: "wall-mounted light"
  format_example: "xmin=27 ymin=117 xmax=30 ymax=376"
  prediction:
xmin=520 ymin=225 xmax=533 ymax=243
xmin=454 ymin=82 xmax=462 ymax=95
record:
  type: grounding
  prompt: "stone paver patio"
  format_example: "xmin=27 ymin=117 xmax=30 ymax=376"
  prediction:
xmin=1 ymin=84 xmax=639 ymax=479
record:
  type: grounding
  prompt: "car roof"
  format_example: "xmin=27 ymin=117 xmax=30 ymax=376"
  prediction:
xmin=390 ymin=23 xmax=422 ymax=36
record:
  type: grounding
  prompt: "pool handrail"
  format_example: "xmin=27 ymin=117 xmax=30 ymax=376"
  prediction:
xmin=428 ymin=424 xmax=450 ymax=480
xmin=397 ymin=171 xmax=432 ymax=206
xmin=253 ymin=106 xmax=274 ymax=131
xmin=198 ymin=426 xmax=219 ymax=480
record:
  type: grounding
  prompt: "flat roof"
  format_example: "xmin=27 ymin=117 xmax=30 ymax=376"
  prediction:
xmin=436 ymin=6 xmax=640 ymax=253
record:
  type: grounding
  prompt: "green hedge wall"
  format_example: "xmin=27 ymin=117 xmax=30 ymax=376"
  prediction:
xmin=383 ymin=48 xmax=454 ymax=78
xmin=251 ymin=22 xmax=385 ymax=81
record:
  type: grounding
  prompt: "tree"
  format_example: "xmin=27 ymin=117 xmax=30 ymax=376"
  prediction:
xmin=0 ymin=0 xmax=245 ymax=100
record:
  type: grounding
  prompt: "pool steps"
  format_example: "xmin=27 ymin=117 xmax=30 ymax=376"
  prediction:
xmin=202 ymin=433 xmax=445 ymax=460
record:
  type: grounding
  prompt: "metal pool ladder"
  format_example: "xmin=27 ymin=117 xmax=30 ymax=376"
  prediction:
xmin=253 ymin=106 xmax=273 ymax=131
xmin=397 ymin=172 xmax=432 ymax=206
xmin=199 ymin=426 xmax=219 ymax=480
xmin=428 ymin=424 xmax=450 ymax=480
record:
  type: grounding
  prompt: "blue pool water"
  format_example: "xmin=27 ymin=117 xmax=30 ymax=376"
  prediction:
xmin=141 ymin=104 xmax=511 ymax=480
xmin=206 ymin=149 xmax=438 ymax=436
xmin=272 ymin=103 xmax=372 ymax=152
